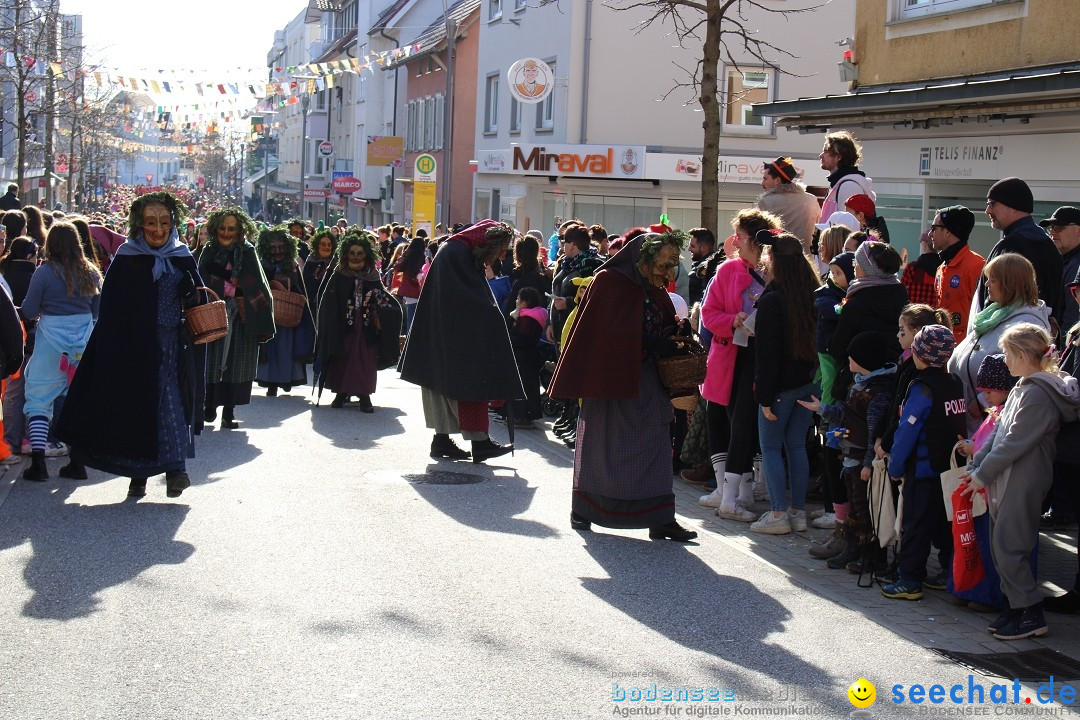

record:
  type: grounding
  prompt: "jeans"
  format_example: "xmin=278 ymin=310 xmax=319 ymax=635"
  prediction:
xmin=758 ymin=382 xmax=816 ymax=512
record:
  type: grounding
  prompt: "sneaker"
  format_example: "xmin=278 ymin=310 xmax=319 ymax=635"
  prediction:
xmin=807 ymin=508 xmax=825 ymax=520
xmin=811 ymin=511 xmax=836 ymax=529
xmin=716 ymin=503 xmax=755 ymax=522
xmin=788 ymin=509 xmax=808 ymax=532
xmin=750 ymin=511 xmax=792 ymax=535
xmin=44 ymin=442 xmax=68 ymax=458
xmin=0 ymin=454 xmax=22 ymax=466
xmin=19 ymin=440 xmax=31 ymax=455
xmin=881 ymin=578 xmax=924 ymax=600
xmin=924 ymin=572 xmax=948 ymax=590
xmin=993 ymin=606 xmax=1048 ymax=641
xmin=698 ymin=489 xmax=725 ymax=508
xmin=987 ymin=609 xmax=1020 ymax=634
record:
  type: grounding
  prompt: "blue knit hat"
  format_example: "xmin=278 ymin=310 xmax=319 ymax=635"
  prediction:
xmin=911 ymin=324 xmax=955 ymax=368
xmin=976 ymin=354 xmax=1016 ymax=392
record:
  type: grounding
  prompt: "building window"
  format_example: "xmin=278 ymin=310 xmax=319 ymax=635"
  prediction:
xmin=535 ymin=60 xmax=555 ymax=130
xmin=434 ymin=94 xmax=445 ymax=150
xmin=720 ymin=67 xmax=775 ymax=135
xmin=489 ymin=0 xmax=502 ymax=21
xmin=509 ymin=97 xmax=522 ymax=133
xmin=423 ymin=96 xmax=435 ymax=150
xmin=898 ymin=0 xmax=996 ymax=17
xmin=484 ymin=73 xmax=499 ymax=133
xmin=515 ymin=0 xmax=526 ymax=9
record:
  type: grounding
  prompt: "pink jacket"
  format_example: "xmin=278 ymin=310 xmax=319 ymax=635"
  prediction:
xmin=701 ymin=258 xmax=753 ymax=405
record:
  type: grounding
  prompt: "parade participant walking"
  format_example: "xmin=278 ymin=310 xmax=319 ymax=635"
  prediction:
xmin=303 ymin=228 xmax=337 ymax=317
xmin=19 ymin=222 xmax=101 ymax=481
xmin=198 ymin=208 xmax=275 ymax=429
xmin=256 ymin=226 xmax=315 ymax=396
xmin=399 ymin=220 xmax=522 ymax=464
xmin=550 ymin=230 xmax=697 ymax=541
xmin=316 ymin=232 xmax=401 ymax=412
xmin=57 ymin=191 xmax=205 ymax=498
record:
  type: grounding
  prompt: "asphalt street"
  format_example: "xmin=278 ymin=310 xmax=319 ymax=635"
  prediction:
xmin=0 ymin=370 xmax=1076 ymax=719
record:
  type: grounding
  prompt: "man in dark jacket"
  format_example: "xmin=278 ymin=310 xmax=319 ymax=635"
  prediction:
xmin=977 ymin=177 xmax=1063 ymax=326
xmin=0 ymin=183 xmax=20 ymax=211
xmin=1041 ymin=206 xmax=1080 ymax=342
xmin=687 ymin=227 xmax=723 ymax=306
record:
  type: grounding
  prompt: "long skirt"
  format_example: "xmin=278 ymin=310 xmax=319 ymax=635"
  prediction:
xmin=78 ymin=326 xmax=188 ymax=476
xmin=572 ymin=361 xmax=675 ymax=529
xmin=205 ymin=300 xmax=259 ymax=408
xmin=325 ymin=325 xmax=377 ymax=396
xmin=257 ymin=326 xmax=309 ymax=387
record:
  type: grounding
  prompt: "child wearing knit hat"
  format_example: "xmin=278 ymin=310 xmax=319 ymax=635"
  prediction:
xmin=948 ymin=353 xmax=1016 ymax=612
xmin=881 ymin=324 xmax=967 ymax=601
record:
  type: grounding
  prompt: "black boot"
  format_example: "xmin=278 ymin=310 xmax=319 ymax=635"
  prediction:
xmin=827 ymin=524 xmax=860 ymax=569
xmin=204 ymin=403 xmax=217 ymax=423
xmin=358 ymin=394 xmax=374 ymax=413
xmin=22 ymin=450 xmax=48 ymax=482
xmin=330 ymin=393 xmax=347 ymax=409
xmin=266 ymin=384 xmax=278 ymax=397
xmin=570 ymin=511 xmax=591 ymax=531
xmin=221 ymin=406 xmax=238 ymax=429
xmin=58 ymin=461 xmax=88 ymax=480
xmin=128 ymin=477 xmax=147 ymax=498
xmin=472 ymin=437 xmax=512 ymax=464
xmin=430 ymin=433 xmax=470 ymax=460
xmin=166 ymin=470 xmax=191 ymax=498
xmin=649 ymin=521 xmax=698 ymax=542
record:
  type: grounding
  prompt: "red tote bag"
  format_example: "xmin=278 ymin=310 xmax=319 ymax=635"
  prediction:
xmin=951 ymin=484 xmax=985 ymax=592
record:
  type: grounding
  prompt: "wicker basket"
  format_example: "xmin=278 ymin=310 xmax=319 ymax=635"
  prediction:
xmin=185 ymin=287 xmax=229 ymax=345
xmin=272 ymin=288 xmax=306 ymax=328
xmin=655 ymin=340 xmax=707 ymax=392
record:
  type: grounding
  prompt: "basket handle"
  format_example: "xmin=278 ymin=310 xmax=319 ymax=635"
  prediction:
xmin=196 ymin=286 xmax=222 ymax=303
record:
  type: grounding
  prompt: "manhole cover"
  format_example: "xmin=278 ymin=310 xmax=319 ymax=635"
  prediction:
xmin=402 ymin=471 xmax=484 ymax=485
xmin=932 ymin=649 xmax=1080 ymax=681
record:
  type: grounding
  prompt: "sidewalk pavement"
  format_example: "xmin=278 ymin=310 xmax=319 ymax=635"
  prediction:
xmin=514 ymin=418 xmax=1080 ymax=659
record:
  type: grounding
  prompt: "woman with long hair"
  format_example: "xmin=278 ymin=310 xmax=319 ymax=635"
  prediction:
xmin=19 ymin=221 xmax=101 ymax=481
xmin=198 ymin=207 xmax=274 ymax=429
xmin=749 ymin=232 xmax=821 ymax=534
xmin=393 ymin=235 xmax=427 ymax=333
xmin=22 ymin=205 xmax=46 ymax=248
xmin=503 ymin=234 xmax=550 ymax=319
xmin=70 ymin=217 xmax=103 ymax=270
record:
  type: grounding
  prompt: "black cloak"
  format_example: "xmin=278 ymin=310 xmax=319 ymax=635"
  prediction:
xmin=398 ymin=236 xmax=524 ymax=402
xmin=57 ymin=254 xmax=206 ymax=464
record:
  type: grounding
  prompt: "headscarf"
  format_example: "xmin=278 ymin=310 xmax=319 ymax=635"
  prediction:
xmin=114 ymin=228 xmax=190 ymax=280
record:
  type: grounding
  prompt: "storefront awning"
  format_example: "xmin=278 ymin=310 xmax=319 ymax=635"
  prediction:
xmin=753 ymin=62 xmax=1080 ymax=131
xmin=265 ymin=183 xmax=299 ymax=196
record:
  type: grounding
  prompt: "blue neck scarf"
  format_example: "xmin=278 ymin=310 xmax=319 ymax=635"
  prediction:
xmin=115 ymin=229 xmax=192 ymax=280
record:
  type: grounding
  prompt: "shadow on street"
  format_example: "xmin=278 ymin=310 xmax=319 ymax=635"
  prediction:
xmin=0 ymin=480 xmax=193 ymax=621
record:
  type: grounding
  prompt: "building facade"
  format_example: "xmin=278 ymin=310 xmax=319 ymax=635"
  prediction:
xmin=470 ymin=0 xmax=854 ymax=239
xmin=756 ymin=0 xmax=1080 ymax=258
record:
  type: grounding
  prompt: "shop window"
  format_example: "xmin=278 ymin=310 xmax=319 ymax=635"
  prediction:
xmin=721 ymin=67 xmax=775 ymax=135
xmin=475 ymin=190 xmax=491 ymax=223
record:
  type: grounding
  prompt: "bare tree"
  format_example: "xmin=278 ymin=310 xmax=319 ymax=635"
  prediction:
xmin=605 ymin=0 xmax=823 ymax=239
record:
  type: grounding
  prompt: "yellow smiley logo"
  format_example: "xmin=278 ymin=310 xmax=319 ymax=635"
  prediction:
xmin=847 ymin=678 xmax=876 ymax=709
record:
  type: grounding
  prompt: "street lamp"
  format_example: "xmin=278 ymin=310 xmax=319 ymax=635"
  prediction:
xmin=299 ymin=92 xmax=311 ymax=220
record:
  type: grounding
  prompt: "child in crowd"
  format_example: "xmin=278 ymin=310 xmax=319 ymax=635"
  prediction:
xmin=951 ymin=354 xmax=1017 ymax=611
xmin=880 ymin=325 xmax=966 ymax=600
xmin=807 ymin=250 xmax=855 ymax=552
xmin=508 ymin=287 xmax=547 ymax=429
xmin=800 ymin=331 xmax=896 ymax=572
xmin=961 ymin=323 xmax=1080 ymax=640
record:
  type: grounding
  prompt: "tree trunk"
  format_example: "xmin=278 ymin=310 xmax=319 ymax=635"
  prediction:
xmin=43 ymin=0 xmax=57 ymax=209
xmin=699 ymin=0 xmax=722 ymax=242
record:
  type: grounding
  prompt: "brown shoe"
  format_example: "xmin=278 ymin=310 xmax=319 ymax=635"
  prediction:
xmin=679 ymin=463 xmax=713 ymax=485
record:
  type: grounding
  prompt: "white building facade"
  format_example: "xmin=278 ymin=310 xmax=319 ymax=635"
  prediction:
xmin=471 ymin=0 xmax=854 ymax=238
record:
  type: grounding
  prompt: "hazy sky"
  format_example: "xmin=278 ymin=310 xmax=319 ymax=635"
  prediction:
xmin=58 ymin=0 xmax=306 ymax=75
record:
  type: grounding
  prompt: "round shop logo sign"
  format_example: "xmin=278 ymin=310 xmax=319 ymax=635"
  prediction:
xmin=620 ymin=148 xmax=639 ymax=176
xmin=507 ymin=57 xmax=554 ymax=105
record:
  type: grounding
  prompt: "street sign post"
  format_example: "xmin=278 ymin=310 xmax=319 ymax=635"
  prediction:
xmin=414 ymin=154 xmax=437 ymax=182
xmin=318 ymin=141 xmax=334 ymax=158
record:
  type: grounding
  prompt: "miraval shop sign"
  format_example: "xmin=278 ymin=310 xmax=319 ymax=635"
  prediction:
xmin=479 ymin=144 xmax=647 ymax=179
